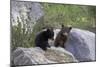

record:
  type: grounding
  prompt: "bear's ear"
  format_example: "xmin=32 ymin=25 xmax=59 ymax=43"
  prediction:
xmin=46 ymin=28 xmax=50 ymax=32
xmin=46 ymin=27 xmax=53 ymax=31
xmin=68 ymin=27 xmax=72 ymax=33
xmin=61 ymin=24 xmax=64 ymax=28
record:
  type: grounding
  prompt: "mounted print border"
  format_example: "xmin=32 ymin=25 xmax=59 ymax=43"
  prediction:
xmin=10 ymin=0 xmax=96 ymax=66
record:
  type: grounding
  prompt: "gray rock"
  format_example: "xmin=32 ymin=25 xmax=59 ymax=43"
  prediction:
xmin=65 ymin=28 xmax=96 ymax=62
xmin=11 ymin=47 xmax=78 ymax=65
xmin=11 ymin=1 xmax=44 ymax=24
xmin=11 ymin=1 xmax=44 ymax=32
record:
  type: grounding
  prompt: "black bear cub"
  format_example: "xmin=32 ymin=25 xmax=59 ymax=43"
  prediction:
xmin=54 ymin=25 xmax=72 ymax=48
xmin=35 ymin=27 xmax=54 ymax=51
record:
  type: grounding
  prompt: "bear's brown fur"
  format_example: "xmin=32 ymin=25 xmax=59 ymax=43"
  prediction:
xmin=54 ymin=25 xmax=72 ymax=48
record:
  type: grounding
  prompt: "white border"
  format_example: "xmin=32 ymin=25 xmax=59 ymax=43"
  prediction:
xmin=0 ymin=0 xmax=98 ymax=67
xmin=20 ymin=0 xmax=96 ymax=5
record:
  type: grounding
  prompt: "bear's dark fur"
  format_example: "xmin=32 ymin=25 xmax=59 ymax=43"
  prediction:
xmin=35 ymin=28 xmax=54 ymax=51
xmin=54 ymin=25 xmax=72 ymax=48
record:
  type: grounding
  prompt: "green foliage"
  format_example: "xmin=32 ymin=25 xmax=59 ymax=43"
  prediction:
xmin=11 ymin=19 xmax=35 ymax=50
xmin=42 ymin=3 xmax=96 ymax=30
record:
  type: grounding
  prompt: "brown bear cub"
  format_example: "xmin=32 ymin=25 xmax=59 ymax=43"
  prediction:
xmin=54 ymin=25 xmax=72 ymax=48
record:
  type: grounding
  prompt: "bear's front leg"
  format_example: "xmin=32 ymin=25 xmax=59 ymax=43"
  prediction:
xmin=42 ymin=47 xmax=47 ymax=51
xmin=45 ymin=41 xmax=51 ymax=48
xmin=47 ymin=44 xmax=51 ymax=48
xmin=41 ymin=42 xmax=48 ymax=51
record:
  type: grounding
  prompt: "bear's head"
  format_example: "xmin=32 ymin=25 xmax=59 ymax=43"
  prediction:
xmin=45 ymin=27 xmax=54 ymax=40
xmin=59 ymin=25 xmax=72 ymax=40
xmin=60 ymin=24 xmax=72 ymax=37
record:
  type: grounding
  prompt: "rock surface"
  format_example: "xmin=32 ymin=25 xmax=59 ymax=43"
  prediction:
xmin=11 ymin=1 xmax=44 ymax=32
xmin=11 ymin=47 xmax=78 ymax=65
xmin=11 ymin=1 xmax=44 ymax=24
xmin=65 ymin=28 xmax=96 ymax=62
